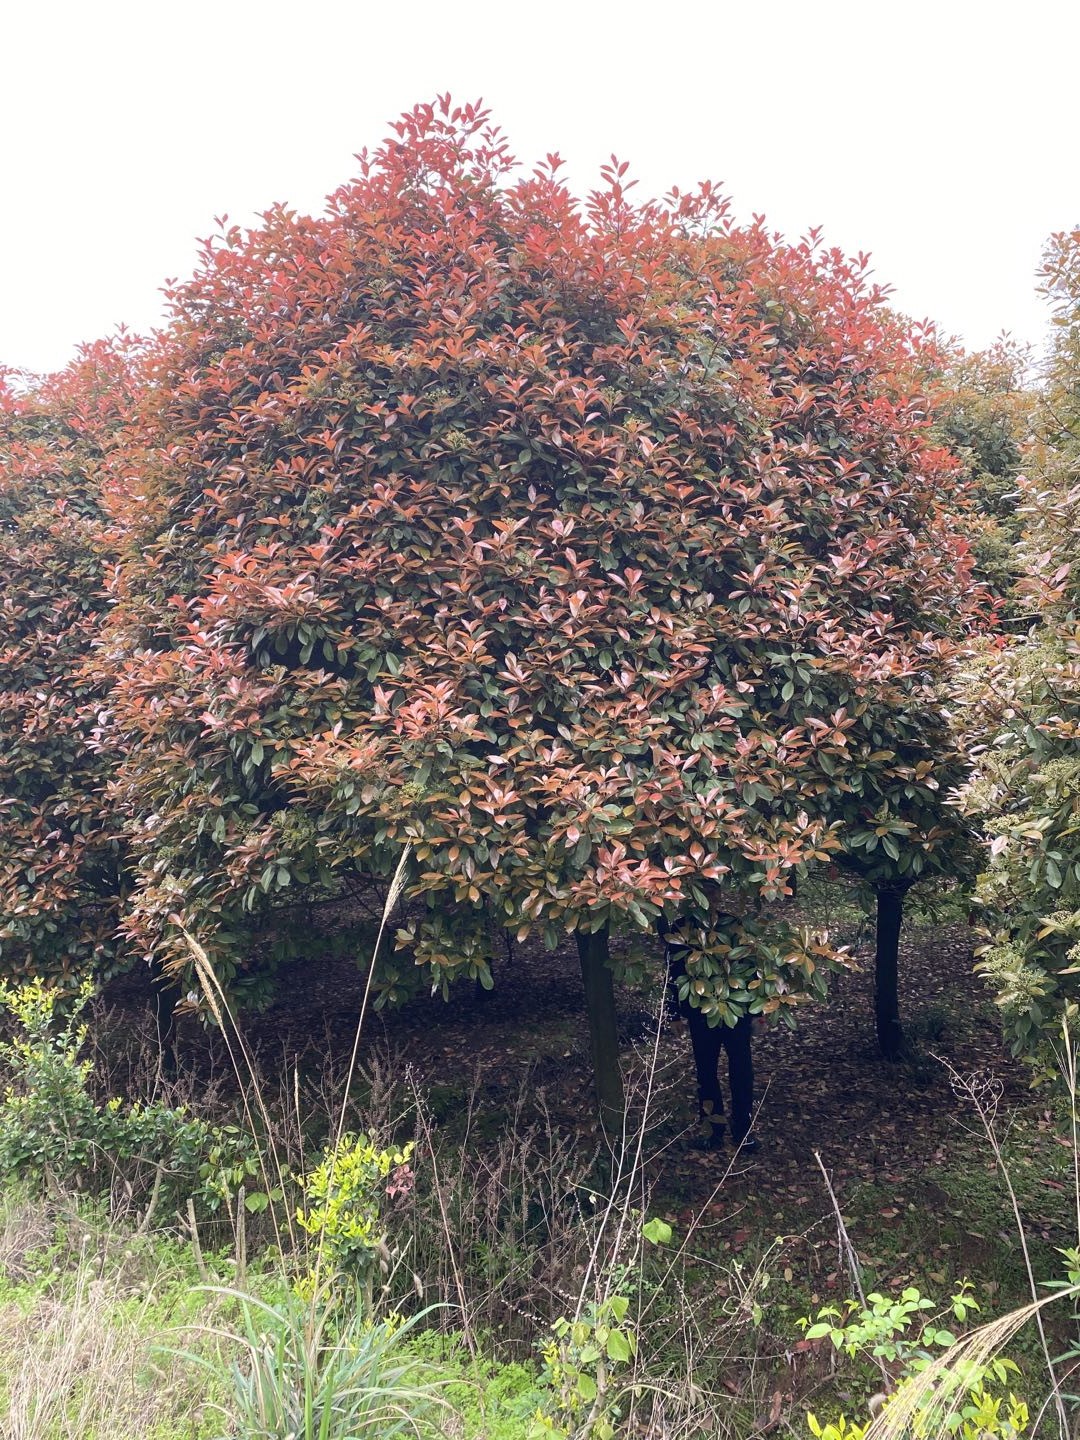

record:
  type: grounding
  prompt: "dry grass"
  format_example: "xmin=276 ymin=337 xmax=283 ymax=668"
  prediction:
xmin=0 ymin=1193 xmax=54 ymax=1285
xmin=0 ymin=1199 xmax=225 ymax=1440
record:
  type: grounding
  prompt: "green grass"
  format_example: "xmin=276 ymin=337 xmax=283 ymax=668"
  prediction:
xmin=2 ymin=910 xmax=1077 ymax=1438
xmin=404 ymin=1332 xmax=546 ymax=1438
xmin=0 ymin=1189 xmax=550 ymax=1440
xmin=0 ymin=1194 xmax=231 ymax=1439
xmin=0 ymin=1106 xmax=1074 ymax=1440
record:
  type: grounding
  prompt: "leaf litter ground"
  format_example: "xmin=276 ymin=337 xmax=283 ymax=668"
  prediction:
xmin=100 ymin=914 xmax=1080 ymax=1421
xmin=106 ymin=913 xmax=1070 ymax=1291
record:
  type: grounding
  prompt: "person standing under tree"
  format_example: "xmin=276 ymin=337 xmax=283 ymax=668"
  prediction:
xmin=661 ymin=921 xmax=759 ymax=1153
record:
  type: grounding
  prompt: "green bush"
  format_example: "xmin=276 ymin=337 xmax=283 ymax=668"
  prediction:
xmin=0 ymin=978 xmax=261 ymax=1220
xmin=800 ymin=1282 xmax=1029 ymax=1439
xmin=296 ymin=1132 xmax=414 ymax=1304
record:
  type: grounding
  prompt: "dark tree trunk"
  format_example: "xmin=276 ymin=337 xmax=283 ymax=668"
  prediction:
xmin=576 ymin=924 xmax=625 ymax=1132
xmin=874 ymin=886 xmax=906 ymax=1060
xmin=152 ymin=963 xmax=182 ymax=1081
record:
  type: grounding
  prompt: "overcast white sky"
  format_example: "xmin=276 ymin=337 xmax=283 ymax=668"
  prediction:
xmin=3 ymin=0 xmax=1077 ymax=377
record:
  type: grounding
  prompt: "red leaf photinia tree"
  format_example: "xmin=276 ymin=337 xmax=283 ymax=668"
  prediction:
xmin=98 ymin=98 xmax=979 ymax=1117
xmin=0 ymin=341 xmax=140 ymax=983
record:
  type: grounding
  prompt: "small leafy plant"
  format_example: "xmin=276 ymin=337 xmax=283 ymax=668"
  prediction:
xmin=296 ymin=1132 xmax=414 ymax=1301
xmin=0 ymin=978 xmax=262 ymax=1220
xmin=800 ymin=1282 xmax=1029 ymax=1439
xmin=800 ymin=1283 xmax=966 ymax=1363
xmin=528 ymin=1216 xmax=673 ymax=1440
xmin=530 ymin=1294 xmax=637 ymax=1440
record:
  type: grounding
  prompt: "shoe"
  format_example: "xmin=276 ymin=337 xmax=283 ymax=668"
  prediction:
xmin=689 ymin=1123 xmax=726 ymax=1152
xmin=730 ymin=1127 xmax=759 ymax=1154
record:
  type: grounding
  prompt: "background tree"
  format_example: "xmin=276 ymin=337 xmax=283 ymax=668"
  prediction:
xmin=930 ymin=337 xmax=1035 ymax=617
xmin=0 ymin=343 xmax=136 ymax=984
xmin=958 ymin=227 xmax=1080 ymax=1067
xmin=815 ymin=332 xmax=1033 ymax=1059
xmin=833 ymin=703 xmax=977 ymax=1058
xmin=88 ymin=100 xmax=982 ymax=1122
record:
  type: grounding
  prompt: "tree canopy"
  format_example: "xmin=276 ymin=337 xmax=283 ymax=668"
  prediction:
xmin=69 ymin=98 xmax=981 ymax=1034
xmin=959 ymin=227 xmax=1080 ymax=1065
xmin=0 ymin=342 xmax=137 ymax=980
xmin=930 ymin=338 xmax=1035 ymax=616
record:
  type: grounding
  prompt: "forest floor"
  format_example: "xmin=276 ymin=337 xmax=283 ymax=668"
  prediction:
xmin=85 ymin=901 xmax=1080 ymax=1428
xmin=104 ymin=897 xmax=1075 ymax=1325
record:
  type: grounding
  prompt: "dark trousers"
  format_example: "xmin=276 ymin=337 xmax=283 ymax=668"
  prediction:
xmin=685 ymin=1007 xmax=754 ymax=1141
xmin=662 ymin=925 xmax=755 ymax=1143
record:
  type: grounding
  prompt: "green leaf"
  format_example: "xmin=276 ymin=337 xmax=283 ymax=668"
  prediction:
xmin=606 ymin=1330 xmax=631 ymax=1363
xmin=642 ymin=1217 xmax=673 ymax=1245
xmin=576 ymin=1373 xmax=597 ymax=1403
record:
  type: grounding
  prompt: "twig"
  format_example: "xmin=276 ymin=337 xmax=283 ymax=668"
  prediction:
xmin=813 ymin=1149 xmax=867 ymax=1309
xmin=234 ymin=1187 xmax=247 ymax=1283
xmin=135 ymin=1162 xmax=165 ymax=1237
xmin=186 ymin=1197 xmax=208 ymax=1284
xmin=411 ymin=1093 xmax=477 ymax=1357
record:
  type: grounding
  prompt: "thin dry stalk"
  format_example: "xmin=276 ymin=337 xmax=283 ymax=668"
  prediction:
xmin=328 ymin=847 xmax=411 ymax=1160
xmin=186 ymin=1197 xmax=208 ymax=1284
xmin=812 ymin=1149 xmax=888 ymax=1393
xmin=943 ymin=1061 xmax=1070 ymax=1440
xmin=587 ymin=990 xmax=669 ymax=1315
xmin=863 ymin=1286 xmax=1080 ymax=1440
xmin=554 ymin=995 xmax=761 ymax=1438
xmin=177 ymin=924 xmax=292 ymax=1252
xmin=1051 ymin=1019 xmax=1080 ymax=1256
xmin=398 ymin=1066 xmax=597 ymax=1346
xmin=310 ymin=846 xmax=410 ymax=1298
xmin=176 ymin=848 xmax=410 ymax=1308
xmin=410 ymin=1094 xmax=478 ymax=1356
xmin=0 ymin=1247 xmax=221 ymax=1439
xmin=813 ymin=1149 xmax=866 ymax=1311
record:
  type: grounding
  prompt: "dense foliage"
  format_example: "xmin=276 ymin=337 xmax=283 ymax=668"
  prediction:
xmin=0 ymin=344 xmax=137 ymax=981
xmin=931 ymin=339 xmax=1034 ymax=613
xmin=67 ymin=99 xmax=979 ymax=1026
xmin=959 ymin=228 xmax=1080 ymax=1061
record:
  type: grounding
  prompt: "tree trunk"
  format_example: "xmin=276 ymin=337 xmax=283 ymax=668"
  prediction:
xmin=576 ymin=923 xmax=625 ymax=1132
xmin=152 ymin=963 xmax=182 ymax=1081
xmin=874 ymin=886 xmax=906 ymax=1060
